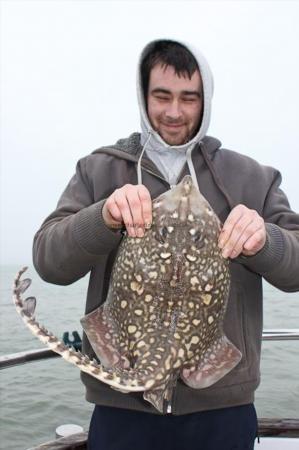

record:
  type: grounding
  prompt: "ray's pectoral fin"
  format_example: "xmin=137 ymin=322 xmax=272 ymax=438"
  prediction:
xmin=80 ymin=305 xmax=129 ymax=370
xmin=181 ymin=336 xmax=242 ymax=389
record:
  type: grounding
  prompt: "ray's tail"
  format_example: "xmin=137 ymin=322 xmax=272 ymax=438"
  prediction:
xmin=13 ymin=268 xmax=149 ymax=392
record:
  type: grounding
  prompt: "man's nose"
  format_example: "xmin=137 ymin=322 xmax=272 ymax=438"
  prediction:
xmin=165 ymin=100 xmax=182 ymax=119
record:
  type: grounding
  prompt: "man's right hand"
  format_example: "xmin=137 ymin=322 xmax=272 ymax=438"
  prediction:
xmin=102 ymin=184 xmax=152 ymax=237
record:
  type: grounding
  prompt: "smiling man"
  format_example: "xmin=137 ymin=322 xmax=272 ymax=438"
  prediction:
xmin=33 ymin=39 xmax=299 ymax=450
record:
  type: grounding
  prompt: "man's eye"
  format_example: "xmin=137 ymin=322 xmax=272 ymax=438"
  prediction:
xmin=182 ymin=97 xmax=197 ymax=103
xmin=156 ymin=96 xmax=169 ymax=101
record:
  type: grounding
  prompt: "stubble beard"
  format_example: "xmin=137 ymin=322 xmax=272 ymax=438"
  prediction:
xmin=159 ymin=126 xmax=193 ymax=146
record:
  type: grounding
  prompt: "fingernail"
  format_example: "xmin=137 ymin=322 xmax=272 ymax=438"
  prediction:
xmin=136 ymin=227 xmax=144 ymax=238
xmin=222 ymin=249 xmax=229 ymax=258
xmin=218 ymin=240 xmax=224 ymax=249
xmin=128 ymin=225 xmax=136 ymax=237
xmin=230 ymin=249 xmax=240 ymax=259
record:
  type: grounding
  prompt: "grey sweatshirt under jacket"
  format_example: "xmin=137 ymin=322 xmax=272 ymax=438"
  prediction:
xmin=33 ymin=132 xmax=299 ymax=415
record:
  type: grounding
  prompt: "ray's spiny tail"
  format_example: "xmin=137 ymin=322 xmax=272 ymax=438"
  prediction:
xmin=12 ymin=267 xmax=149 ymax=392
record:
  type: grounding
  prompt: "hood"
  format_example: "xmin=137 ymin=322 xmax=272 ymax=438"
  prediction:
xmin=137 ymin=38 xmax=214 ymax=152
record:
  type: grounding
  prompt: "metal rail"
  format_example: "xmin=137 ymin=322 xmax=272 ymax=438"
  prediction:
xmin=1 ymin=329 xmax=299 ymax=370
xmin=0 ymin=348 xmax=57 ymax=369
xmin=262 ymin=329 xmax=299 ymax=341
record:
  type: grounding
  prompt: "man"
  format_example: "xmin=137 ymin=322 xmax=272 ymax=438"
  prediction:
xmin=33 ymin=39 xmax=299 ymax=450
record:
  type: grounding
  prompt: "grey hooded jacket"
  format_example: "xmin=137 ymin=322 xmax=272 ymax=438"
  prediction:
xmin=33 ymin=40 xmax=299 ymax=415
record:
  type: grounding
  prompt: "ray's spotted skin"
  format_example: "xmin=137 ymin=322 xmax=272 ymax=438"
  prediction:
xmin=13 ymin=176 xmax=241 ymax=413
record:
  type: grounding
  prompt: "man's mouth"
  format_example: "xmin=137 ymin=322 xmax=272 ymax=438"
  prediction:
xmin=162 ymin=122 xmax=185 ymax=129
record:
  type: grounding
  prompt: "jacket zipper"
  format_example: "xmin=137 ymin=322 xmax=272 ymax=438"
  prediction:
xmin=141 ymin=165 xmax=170 ymax=187
xmin=141 ymin=159 xmax=188 ymax=190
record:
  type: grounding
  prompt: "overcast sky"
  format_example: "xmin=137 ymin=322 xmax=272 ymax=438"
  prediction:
xmin=1 ymin=0 xmax=299 ymax=265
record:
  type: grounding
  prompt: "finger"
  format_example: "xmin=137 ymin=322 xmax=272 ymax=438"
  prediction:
xmin=242 ymin=227 xmax=267 ymax=256
xmin=223 ymin=215 xmax=265 ymax=258
xmin=221 ymin=214 xmax=256 ymax=258
xmin=105 ymin=197 xmax=123 ymax=224
xmin=137 ymin=185 xmax=152 ymax=230
xmin=126 ymin=186 xmax=145 ymax=237
xmin=218 ymin=205 xmax=245 ymax=249
xmin=114 ymin=189 xmax=136 ymax=237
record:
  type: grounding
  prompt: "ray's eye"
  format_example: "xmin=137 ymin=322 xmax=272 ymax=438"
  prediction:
xmin=156 ymin=226 xmax=168 ymax=244
xmin=189 ymin=228 xmax=205 ymax=248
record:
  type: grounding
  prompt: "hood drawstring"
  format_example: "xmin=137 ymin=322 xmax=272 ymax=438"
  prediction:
xmin=137 ymin=130 xmax=153 ymax=185
xmin=186 ymin=143 xmax=200 ymax=191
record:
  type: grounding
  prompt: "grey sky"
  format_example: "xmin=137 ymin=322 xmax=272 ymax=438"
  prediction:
xmin=1 ymin=0 xmax=299 ymax=265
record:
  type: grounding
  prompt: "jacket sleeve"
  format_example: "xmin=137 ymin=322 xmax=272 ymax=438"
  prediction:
xmin=238 ymin=170 xmax=299 ymax=292
xmin=33 ymin=157 xmax=123 ymax=285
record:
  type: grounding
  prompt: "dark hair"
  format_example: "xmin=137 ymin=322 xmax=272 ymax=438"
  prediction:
xmin=141 ymin=40 xmax=199 ymax=96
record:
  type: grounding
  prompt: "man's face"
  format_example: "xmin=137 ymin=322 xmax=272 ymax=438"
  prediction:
xmin=147 ymin=63 xmax=203 ymax=146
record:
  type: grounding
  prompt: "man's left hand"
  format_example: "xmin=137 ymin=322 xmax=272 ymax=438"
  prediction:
xmin=218 ymin=204 xmax=266 ymax=259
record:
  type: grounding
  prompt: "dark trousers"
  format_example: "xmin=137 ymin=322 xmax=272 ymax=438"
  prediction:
xmin=88 ymin=403 xmax=258 ymax=450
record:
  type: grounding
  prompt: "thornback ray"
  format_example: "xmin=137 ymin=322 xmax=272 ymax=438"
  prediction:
xmin=13 ymin=176 xmax=242 ymax=413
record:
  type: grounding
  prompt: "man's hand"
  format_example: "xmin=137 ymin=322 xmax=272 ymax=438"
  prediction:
xmin=218 ymin=204 xmax=266 ymax=259
xmin=102 ymin=184 xmax=152 ymax=237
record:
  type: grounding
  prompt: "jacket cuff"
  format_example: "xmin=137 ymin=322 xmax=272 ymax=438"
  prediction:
xmin=73 ymin=199 xmax=123 ymax=254
xmin=237 ymin=223 xmax=285 ymax=274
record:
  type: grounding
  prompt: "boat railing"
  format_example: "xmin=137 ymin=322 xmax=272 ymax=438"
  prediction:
xmin=261 ymin=329 xmax=299 ymax=340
